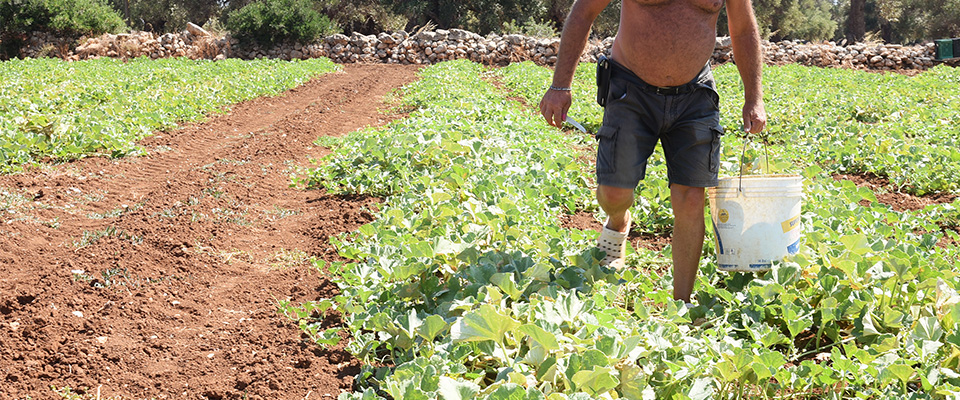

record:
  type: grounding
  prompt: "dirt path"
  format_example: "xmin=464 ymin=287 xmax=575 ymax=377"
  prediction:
xmin=0 ymin=63 xmax=420 ymax=399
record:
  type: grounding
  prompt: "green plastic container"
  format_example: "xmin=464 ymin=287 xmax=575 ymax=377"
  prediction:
xmin=937 ymin=39 xmax=956 ymax=60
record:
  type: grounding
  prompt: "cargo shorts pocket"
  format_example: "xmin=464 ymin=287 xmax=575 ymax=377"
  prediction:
xmin=596 ymin=125 xmax=619 ymax=174
xmin=709 ymin=126 xmax=723 ymax=173
xmin=704 ymin=87 xmax=720 ymax=111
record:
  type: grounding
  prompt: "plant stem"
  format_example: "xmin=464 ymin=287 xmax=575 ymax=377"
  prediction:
xmin=789 ymin=336 xmax=856 ymax=363
xmin=498 ymin=338 xmax=514 ymax=369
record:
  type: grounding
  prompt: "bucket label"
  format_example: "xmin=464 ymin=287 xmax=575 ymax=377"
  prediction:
xmin=787 ymin=239 xmax=800 ymax=254
xmin=719 ymin=209 xmax=729 ymax=223
xmin=781 ymin=214 xmax=801 ymax=233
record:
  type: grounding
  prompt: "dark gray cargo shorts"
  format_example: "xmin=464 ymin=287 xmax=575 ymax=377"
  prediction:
xmin=596 ymin=59 xmax=724 ymax=189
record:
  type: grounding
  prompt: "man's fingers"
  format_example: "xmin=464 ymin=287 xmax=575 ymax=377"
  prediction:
xmin=743 ymin=113 xmax=766 ymax=134
xmin=750 ymin=115 xmax=766 ymax=133
xmin=541 ymin=91 xmax=572 ymax=128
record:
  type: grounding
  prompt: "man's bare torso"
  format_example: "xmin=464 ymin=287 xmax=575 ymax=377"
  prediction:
xmin=611 ymin=0 xmax=723 ymax=87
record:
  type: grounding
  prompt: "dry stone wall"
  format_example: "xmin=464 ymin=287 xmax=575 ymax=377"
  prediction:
xmin=16 ymin=28 xmax=960 ymax=70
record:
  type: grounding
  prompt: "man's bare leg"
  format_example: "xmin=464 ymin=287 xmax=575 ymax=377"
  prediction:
xmin=597 ymin=185 xmax=635 ymax=232
xmin=670 ymin=184 xmax=706 ymax=302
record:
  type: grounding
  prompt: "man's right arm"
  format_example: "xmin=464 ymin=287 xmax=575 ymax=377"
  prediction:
xmin=539 ymin=0 xmax=611 ymax=128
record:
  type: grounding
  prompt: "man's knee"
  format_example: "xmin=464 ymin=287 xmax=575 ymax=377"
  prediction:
xmin=670 ymin=184 xmax=706 ymax=212
xmin=597 ymin=185 xmax=635 ymax=208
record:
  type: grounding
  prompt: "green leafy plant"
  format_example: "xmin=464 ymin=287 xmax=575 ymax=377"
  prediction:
xmin=225 ymin=0 xmax=338 ymax=47
xmin=0 ymin=0 xmax=125 ymax=58
xmin=0 ymin=57 xmax=339 ymax=172
xmin=0 ymin=0 xmax=126 ymax=35
xmin=298 ymin=59 xmax=960 ymax=399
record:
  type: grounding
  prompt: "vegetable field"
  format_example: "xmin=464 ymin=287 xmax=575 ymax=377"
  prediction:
xmin=300 ymin=60 xmax=960 ymax=399
xmin=0 ymin=57 xmax=339 ymax=173
xmin=0 ymin=61 xmax=419 ymax=399
xmin=2 ymin=56 xmax=960 ymax=399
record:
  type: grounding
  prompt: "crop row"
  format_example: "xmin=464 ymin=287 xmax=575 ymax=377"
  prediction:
xmin=304 ymin=60 xmax=960 ymax=399
xmin=0 ymin=57 xmax=340 ymax=173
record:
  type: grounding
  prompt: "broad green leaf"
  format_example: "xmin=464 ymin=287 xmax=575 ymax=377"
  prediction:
xmin=518 ymin=324 xmax=560 ymax=351
xmin=491 ymin=272 xmax=524 ymax=301
xmin=580 ymin=349 xmax=610 ymax=370
xmin=618 ymin=363 xmax=646 ymax=400
xmin=858 ymin=309 xmax=882 ymax=337
xmin=314 ymin=328 xmax=342 ymax=346
xmin=438 ymin=376 xmax=479 ymax=400
xmin=417 ymin=314 xmax=448 ymax=342
xmin=687 ymin=378 xmax=715 ymax=400
xmin=839 ymin=234 xmax=871 ymax=256
xmin=886 ymin=364 xmax=915 ymax=385
xmin=487 ymin=383 xmax=526 ymax=400
xmin=714 ymin=360 xmax=741 ymax=382
xmin=571 ymin=367 xmax=619 ymax=396
xmin=408 ymin=240 xmax=436 ymax=258
xmin=914 ymin=316 xmax=944 ymax=342
xmin=596 ymin=335 xmax=621 ymax=358
xmin=782 ymin=303 xmax=812 ymax=338
xmin=386 ymin=379 xmax=430 ymax=400
xmin=751 ymin=362 xmax=774 ymax=381
xmin=522 ymin=262 xmax=552 ymax=282
xmin=758 ymin=350 xmax=785 ymax=370
xmin=450 ymin=304 xmax=520 ymax=343
xmin=556 ymin=291 xmax=586 ymax=324
xmin=430 ymin=191 xmax=453 ymax=204
xmin=435 ymin=237 xmax=466 ymax=255
xmin=525 ymin=387 xmax=546 ymax=400
xmin=535 ymin=356 xmax=557 ymax=381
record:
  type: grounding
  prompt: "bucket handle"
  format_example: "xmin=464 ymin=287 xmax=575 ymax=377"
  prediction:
xmin=738 ymin=135 xmax=771 ymax=194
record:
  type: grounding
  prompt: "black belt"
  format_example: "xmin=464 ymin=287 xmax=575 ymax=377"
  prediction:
xmin=607 ymin=58 xmax=702 ymax=95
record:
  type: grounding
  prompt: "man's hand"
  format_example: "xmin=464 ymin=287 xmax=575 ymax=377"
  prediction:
xmin=539 ymin=89 xmax=572 ymax=128
xmin=742 ymin=100 xmax=767 ymax=134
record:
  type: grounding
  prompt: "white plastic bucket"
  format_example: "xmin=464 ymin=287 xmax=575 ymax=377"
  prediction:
xmin=707 ymin=174 xmax=803 ymax=272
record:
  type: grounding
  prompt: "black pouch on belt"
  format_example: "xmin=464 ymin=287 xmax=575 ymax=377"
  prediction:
xmin=596 ymin=54 xmax=612 ymax=107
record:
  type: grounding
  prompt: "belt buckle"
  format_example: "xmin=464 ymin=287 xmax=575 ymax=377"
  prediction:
xmin=655 ymin=86 xmax=678 ymax=95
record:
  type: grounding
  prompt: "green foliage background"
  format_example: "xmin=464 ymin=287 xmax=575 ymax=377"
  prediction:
xmin=5 ymin=0 xmax=958 ymax=47
xmin=297 ymin=59 xmax=960 ymax=399
xmin=224 ymin=0 xmax=338 ymax=47
xmin=0 ymin=0 xmax=126 ymax=35
xmin=0 ymin=0 xmax=125 ymax=57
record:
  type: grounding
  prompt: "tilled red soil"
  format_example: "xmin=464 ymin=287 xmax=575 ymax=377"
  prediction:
xmin=833 ymin=172 xmax=957 ymax=211
xmin=0 ymin=63 xmax=420 ymax=399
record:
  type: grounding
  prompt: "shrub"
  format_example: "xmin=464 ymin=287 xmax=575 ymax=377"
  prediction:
xmin=315 ymin=0 xmax=406 ymax=35
xmin=0 ymin=0 xmax=125 ymax=58
xmin=502 ymin=18 xmax=557 ymax=38
xmin=0 ymin=0 xmax=126 ymax=35
xmin=226 ymin=0 xmax=339 ymax=47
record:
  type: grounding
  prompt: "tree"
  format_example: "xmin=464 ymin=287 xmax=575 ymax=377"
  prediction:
xmin=105 ymin=0 xmax=224 ymax=32
xmin=0 ymin=0 xmax=126 ymax=58
xmin=719 ymin=0 xmax=838 ymax=42
xmin=847 ymin=0 xmax=866 ymax=41
xmin=383 ymin=0 xmax=552 ymax=35
xmin=887 ymin=0 xmax=960 ymax=42
xmin=226 ymin=0 xmax=337 ymax=45
xmin=778 ymin=0 xmax=838 ymax=41
xmin=312 ymin=0 xmax=404 ymax=34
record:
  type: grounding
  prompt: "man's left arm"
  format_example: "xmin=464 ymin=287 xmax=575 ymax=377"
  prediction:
xmin=726 ymin=0 xmax=767 ymax=134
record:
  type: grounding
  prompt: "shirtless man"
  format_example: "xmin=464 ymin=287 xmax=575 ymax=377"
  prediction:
xmin=539 ymin=0 xmax=767 ymax=303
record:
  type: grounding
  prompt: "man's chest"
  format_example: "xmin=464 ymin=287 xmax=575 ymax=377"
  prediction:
xmin=624 ymin=0 xmax=724 ymax=14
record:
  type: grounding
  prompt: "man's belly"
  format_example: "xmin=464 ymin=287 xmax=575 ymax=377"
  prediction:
xmin=610 ymin=1 xmax=721 ymax=87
